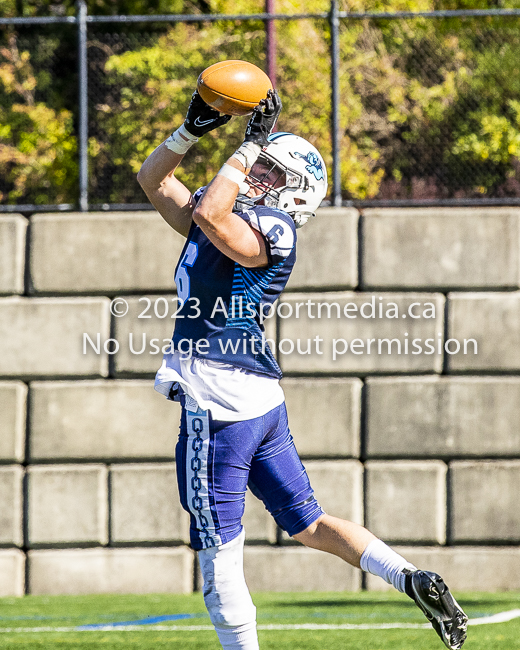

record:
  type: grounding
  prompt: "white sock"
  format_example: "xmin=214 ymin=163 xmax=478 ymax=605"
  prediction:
xmin=360 ymin=539 xmax=417 ymax=593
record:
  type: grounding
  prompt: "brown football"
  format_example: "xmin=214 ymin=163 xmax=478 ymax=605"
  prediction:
xmin=197 ymin=60 xmax=273 ymax=116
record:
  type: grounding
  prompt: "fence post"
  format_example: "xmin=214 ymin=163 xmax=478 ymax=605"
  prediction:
xmin=265 ymin=0 xmax=276 ymax=87
xmin=330 ymin=0 xmax=342 ymax=207
xmin=77 ymin=0 xmax=88 ymax=212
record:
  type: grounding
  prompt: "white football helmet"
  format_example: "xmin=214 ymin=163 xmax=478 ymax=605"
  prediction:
xmin=237 ymin=132 xmax=328 ymax=228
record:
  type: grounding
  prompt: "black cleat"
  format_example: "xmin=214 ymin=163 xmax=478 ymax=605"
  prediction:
xmin=403 ymin=569 xmax=468 ymax=650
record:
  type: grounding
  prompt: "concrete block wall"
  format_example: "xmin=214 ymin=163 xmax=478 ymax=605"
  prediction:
xmin=1 ymin=207 xmax=519 ymax=596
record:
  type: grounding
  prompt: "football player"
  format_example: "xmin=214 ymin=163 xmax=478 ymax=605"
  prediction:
xmin=137 ymin=89 xmax=468 ymax=650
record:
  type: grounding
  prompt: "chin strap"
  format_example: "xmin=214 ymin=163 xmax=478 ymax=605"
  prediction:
xmin=293 ymin=212 xmax=315 ymax=228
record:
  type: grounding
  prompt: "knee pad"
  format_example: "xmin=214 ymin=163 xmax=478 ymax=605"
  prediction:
xmin=198 ymin=528 xmax=256 ymax=629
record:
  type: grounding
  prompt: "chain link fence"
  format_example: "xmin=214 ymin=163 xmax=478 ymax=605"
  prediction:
xmin=2 ymin=5 xmax=520 ymax=211
xmin=0 ymin=22 xmax=79 ymax=209
xmin=344 ymin=14 xmax=520 ymax=204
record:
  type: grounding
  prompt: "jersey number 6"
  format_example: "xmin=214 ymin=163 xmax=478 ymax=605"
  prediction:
xmin=175 ymin=242 xmax=198 ymax=302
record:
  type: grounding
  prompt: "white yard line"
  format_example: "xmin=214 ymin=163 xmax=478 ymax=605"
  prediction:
xmin=468 ymin=608 xmax=520 ymax=626
xmin=1 ymin=608 xmax=519 ymax=633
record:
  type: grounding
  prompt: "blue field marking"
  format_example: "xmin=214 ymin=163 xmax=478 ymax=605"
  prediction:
xmin=77 ymin=613 xmax=203 ymax=630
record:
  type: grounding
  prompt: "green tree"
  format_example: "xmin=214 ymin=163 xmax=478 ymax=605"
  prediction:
xmin=0 ymin=33 xmax=77 ymax=203
xmin=0 ymin=0 xmax=197 ymax=18
xmin=90 ymin=21 xmax=266 ymax=202
xmin=5 ymin=0 xmax=520 ymax=204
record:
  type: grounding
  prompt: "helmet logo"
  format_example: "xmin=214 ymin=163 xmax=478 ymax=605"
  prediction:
xmin=294 ymin=151 xmax=324 ymax=181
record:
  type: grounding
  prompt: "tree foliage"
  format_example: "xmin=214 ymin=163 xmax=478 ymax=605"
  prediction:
xmin=0 ymin=33 xmax=77 ymax=203
xmin=2 ymin=0 xmax=520 ymax=204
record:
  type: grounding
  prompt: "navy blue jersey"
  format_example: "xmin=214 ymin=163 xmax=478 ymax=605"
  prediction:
xmin=171 ymin=195 xmax=296 ymax=379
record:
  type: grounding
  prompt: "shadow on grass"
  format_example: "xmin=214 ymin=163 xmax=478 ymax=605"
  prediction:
xmin=268 ymin=599 xmax=411 ymax=609
xmin=266 ymin=592 xmax=520 ymax=610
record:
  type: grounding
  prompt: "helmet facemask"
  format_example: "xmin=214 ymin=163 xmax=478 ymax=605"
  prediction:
xmin=244 ymin=155 xmax=287 ymax=205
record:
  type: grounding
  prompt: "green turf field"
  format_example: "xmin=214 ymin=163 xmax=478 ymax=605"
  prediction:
xmin=1 ymin=591 xmax=519 ymax=649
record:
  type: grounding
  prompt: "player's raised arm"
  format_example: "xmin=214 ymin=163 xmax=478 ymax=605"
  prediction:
xmin=137 ymin=91 xmax=231 ymax=237
xmin=192 ymin=89 xmax=282 ymax=268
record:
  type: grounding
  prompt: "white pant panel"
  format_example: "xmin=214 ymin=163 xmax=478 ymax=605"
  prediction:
xmin=215 ymin=621 xmax=259 ymax=650
xmin=198 ymin=528 xmax=257 ymax=630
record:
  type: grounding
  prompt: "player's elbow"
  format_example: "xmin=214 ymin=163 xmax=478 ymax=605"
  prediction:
xmin=192 ymin=205 xmax=215 ymax=228
xmin=136 ymin=157 xmax=160 ymax=193
xmin=136 ymin=165 xmax=150 ymax=191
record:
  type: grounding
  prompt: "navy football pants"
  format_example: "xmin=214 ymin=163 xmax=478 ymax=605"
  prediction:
xmin=176 ymin=401 xmax=324 ymax=550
